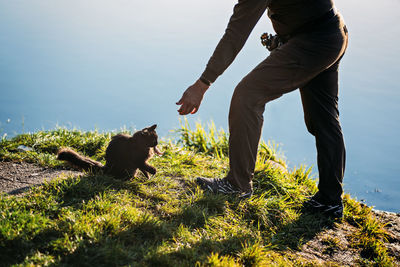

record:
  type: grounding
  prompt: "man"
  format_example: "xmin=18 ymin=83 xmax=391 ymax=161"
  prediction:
xmin=176 ymin=0 xmax=348 ymax=218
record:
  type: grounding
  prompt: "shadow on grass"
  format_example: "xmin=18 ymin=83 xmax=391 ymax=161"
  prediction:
xmin=57 ymin=190 xmax=232 ymax=266
xmin=271 ymin=211 xmax=336 ymax=250
xmin=176 ymin=194 xmax=228 ymax=229
xmin=2 ymin=172 xmax=336 ymax=266
xmin=0 ymin=227 xmax=65 ymax=266
xmin=145 ymin=233 xmax=255 ymax=266
xmin=57 ymin=228 xmax=254 ymax=267
xmin=1 ymin=173 xmax=134 ymax=266
xmin=1 ymin=174 xmax=233 ymax=266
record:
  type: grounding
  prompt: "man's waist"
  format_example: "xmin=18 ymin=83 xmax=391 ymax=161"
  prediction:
xmin=269 ymin=0 xmax=338 ymax=35
xmin=292 ymin=8 xmax=338 ymax=35
xmin=279 ymin=9 xmax=340 ymax=41
xmin=262 ymin=9 xmax=343 ymax=51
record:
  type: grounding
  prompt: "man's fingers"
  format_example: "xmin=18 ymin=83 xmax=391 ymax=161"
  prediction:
xmin=178 ymin=102 xmax=190 ymax=115
xmin=178 ymin=106 xmax=189 ymax=115
xmin=182 ymin=104 xmax=193 ymax=115
xmin=191 ymin=106 xmax=199 ymax=114
xmin=176 ymin=98 xmax=183 ymax=105
xmin=176 ymin=94 xmax=200 ymax=115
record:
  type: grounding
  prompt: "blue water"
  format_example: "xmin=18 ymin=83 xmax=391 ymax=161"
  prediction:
xmin=1 ymin=0 xmax=399 ymax=212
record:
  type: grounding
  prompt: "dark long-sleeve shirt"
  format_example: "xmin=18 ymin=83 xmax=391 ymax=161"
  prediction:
xmin=200 ymin=0 xmax=334 ymax=83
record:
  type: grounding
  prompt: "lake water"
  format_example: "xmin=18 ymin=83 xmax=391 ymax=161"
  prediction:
xmin=1 ymin=0 xmax=399 ymax=212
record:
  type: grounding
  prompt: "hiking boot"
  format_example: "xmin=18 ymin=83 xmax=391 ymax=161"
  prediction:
xmin=196 ymin=177 xmax=253 ymax=198
xmin=303 ymin=195 xmax=343 ymax=219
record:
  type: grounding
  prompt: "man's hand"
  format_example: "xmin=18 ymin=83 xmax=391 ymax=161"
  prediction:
xmin=176 ymin=79 xmax=210 ymax=115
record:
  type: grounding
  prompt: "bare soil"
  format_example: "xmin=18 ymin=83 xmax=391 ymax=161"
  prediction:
xmin=296 ymin=214 xmax=400 ymax=265
xmin=0 ymin=161 xmax=81 ymax=195
xmin=0 ymin=161 xmax=399 ymax=265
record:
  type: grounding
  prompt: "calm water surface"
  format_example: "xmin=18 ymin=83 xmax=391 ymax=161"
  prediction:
xmin=1 ymin=0 xmax=399 ymax=212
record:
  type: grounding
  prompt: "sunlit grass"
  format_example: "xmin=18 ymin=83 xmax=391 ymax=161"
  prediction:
xmin=0 ymin=121 xmax=395 ymax=266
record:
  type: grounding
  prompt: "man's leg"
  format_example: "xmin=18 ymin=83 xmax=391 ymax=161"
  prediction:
xmin=300 ymin=60 xmax=346 ymax=205
xmin=226 ymin=21 xmax=348 ymax=192
xmin=226 ymin=74 xmax=282 ymax=192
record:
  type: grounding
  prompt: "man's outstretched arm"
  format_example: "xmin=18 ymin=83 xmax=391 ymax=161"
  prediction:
xmin=177 ymin=0 xmax=268 ymax=115
xmin=201 ymin=0 xmax=268 ymax=84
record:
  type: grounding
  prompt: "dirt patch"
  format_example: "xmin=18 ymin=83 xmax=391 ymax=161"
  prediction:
xmin=295 ymin=218 xmax=400 ymax=265
xmin=0 ymin=161 xmax=81 ymax=195
xmin=0 ymin=161 xmax=399 ymax=265
xmin=374 ymin=209 xmax=400 ymax=260
xmin=295 ymin=222 xmax=359 ymax=265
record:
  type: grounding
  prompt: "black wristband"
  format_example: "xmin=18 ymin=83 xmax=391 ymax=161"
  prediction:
xmin=199 ymin=77 xmax=211 ymax=86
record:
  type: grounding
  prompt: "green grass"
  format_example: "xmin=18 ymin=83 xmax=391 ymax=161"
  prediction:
xmin=0 ymin=121 xmax=395 ymax=266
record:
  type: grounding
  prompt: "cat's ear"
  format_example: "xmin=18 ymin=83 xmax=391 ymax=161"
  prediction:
xmin=139 ymin=128 xmax=148 ymax=135
xmin=148 ymin=124 xmax=157 ymax=131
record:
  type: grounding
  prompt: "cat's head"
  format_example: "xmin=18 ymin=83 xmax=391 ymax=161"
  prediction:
xmin=133 ymin=124 xmax=158 ymax=147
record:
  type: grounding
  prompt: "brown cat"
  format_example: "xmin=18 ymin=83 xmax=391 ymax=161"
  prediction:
xmin=57 ymin=124 xmax=162 ymax=179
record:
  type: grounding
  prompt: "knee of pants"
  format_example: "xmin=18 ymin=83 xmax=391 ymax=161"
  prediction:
xmin=229 ymin=77 xmax=283 ymax=127
xmin=230 ymin=79 xmax=265 ymax=115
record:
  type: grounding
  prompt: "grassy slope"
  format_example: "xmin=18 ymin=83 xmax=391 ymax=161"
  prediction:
xmin=0 ymin=121 xmax=395 ymax=266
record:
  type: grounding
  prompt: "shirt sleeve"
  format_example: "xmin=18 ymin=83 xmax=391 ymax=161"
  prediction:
xmin=200 ymin=0 xmax=268 ymax=83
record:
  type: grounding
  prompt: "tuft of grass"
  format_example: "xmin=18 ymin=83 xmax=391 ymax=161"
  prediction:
xmin=237 ymin=242 xmax=270 ymax=267
xmin=0 ymin=122 xmax=396 ymax=266
xmin=204 ymin=252 xmax=241 ymax=267
xmin=176 ymin=118 xmax=229 ymax=159
xmin=176 ymin=118 xmax=283 ymax=165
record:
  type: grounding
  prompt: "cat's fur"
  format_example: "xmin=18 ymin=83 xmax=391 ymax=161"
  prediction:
xmin=57 ymin=124 xmax=161 ymax=179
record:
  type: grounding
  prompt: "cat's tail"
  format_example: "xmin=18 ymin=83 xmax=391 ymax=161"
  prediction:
xmin=57 ymin=148 xmax=104 ymax=172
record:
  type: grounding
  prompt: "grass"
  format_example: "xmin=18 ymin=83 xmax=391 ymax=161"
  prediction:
xmin=0 ymin=120 xmax=396 ymax=266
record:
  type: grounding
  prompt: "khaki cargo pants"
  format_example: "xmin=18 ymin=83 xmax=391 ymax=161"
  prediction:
xmin=226 ymin=14 xmax=348 ymax=204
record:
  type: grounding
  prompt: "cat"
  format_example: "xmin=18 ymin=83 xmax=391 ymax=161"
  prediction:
xmin=57 ymin=124 xmax=162 ymax=179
